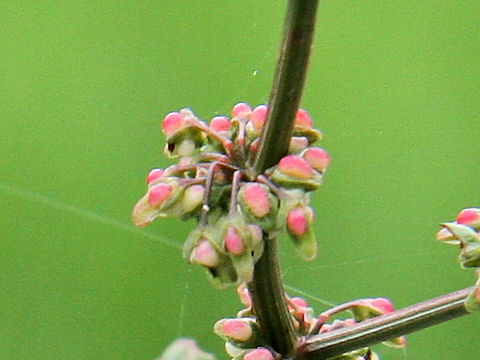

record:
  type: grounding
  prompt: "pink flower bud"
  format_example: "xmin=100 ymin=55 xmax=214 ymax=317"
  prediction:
xmin=232 ymin=102 xmax=252 ymax=118
xmin=210 ymin=116 xmax=231 ymax=132
xmin=243 ymin=184 xmax=270 ymax=218
xmin=243 ymin=348 xmax=274 ymax=360
xmin=225 ymin=227 xmax=245 ymax=255
xmin=191 ymin=240 xmax=219 ymax=267
xmin=289 ymin=136 xmax=309 ymax=153
xmin=370 ymin=298 xmax=394 ymax=314
xmin=251 ymin=105 xmax=268 ymax=130
xmin=287 ymin=209 xmax=308 ymax=236
xmin=182 ymin=185 xmax=205 ymax=213
xmin=295 ymin=109 xmax=313 ymax=129
xmin=303 ymin=147 xmax=330 ymax=172
xmin=457 ymin=208 xmax=480 ymax=228
xmin=221 ymin=319 xmax=253 ymax=342
xmin=162 ymin=112 xmax=184 ymax=136
xmin=278 ymin=155 xmax=313 ymax=180
xmin=237 ymin=283 xmax=252 ymax=307
xmin=148 ymin=183 xmax=172 ymax=207
xmin=146 ymin=168 xmax=164 ymax=184
xmin=290 ymin=297 xmax=308 ymax=308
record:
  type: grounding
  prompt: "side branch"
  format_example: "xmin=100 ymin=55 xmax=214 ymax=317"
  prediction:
xmin=296 ymin=287 xmax=474 ymax=360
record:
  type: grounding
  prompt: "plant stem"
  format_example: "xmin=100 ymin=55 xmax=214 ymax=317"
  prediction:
xmin=246 ymin=0 xmax=319 ymax=357
xmin=248 ymin=233 xmax=297 ymax=356
xmin=252 ymin=0 xmax=319 ymax=176
xmin=296 ymin=287 xmax=474 ymax=360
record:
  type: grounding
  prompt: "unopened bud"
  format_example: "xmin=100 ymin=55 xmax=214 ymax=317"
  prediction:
xmin=215 ymin=318 xmax=253 ymax=342
xmin=436 ymin=227 xmax=460 ymax=245
xmin=251 ymin=105 xmax=268 ymax=130
xmin=225 ymin=227 xmax=245 ymax=255
xmin=237 ymin=283 xmax=252 ymax=307
xmin=457 ymin=208 xmax=480 ymax=229
xmin=232 ymin=102 xmax=252 ymax=118
xmin=241 ymin=183 xmax=271 ymax=218
xmin=303 ymin=147 xmax=330 ymax=172
xmin=278 ymin=155 xmax=313 ymax=180
xmin=182 ymin=185 xmax=205 ymax=213
xmin=146 ymin=168 xmax=164 ymax=184
xmin=191 ymin=240 xmax=219 ymax=267
xmin=295 ymin=109 xmax=313 ymax=130
xmin=370 ymin=298 xmax=394 ymax=314
xmin=289 ymin=136 xmax=309 ymax=154
xmin=162 ymin=112 xmax=184 ymax=136
xmin=148 ymin=183 xmax=173 ymax=208
xmin=287 ymin=209 xmax=308 ymax=236
xmin=210 ymin=116 xmax=231 ymax=132
xmin=243 ymin=348 xmax=274 ymax=360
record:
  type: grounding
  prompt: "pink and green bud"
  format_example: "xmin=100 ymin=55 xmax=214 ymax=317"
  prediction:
xmin=237 ymin=283 xmax=252 ymax=307
xmin=242 ymin=183 xmax=271 ymax=218
xmin=182 ymin=184 xmax=205 ymax=213
xmin=457 ymin=208 xmax=480 ymax=229
xmin=162 ymin=111 xmax=184 ymax=136
xmin=243 ymin=348 xmax=274 ymax=360
xmin=148 ymin=183 xmax=173 ymax=208
xmin=289 ymin=136 xmax=309 ymax=154
xmin=146 ymin=168 xmax=164 ymax=184
xmin=191 ymin=240 xmax=220 ymax=268
xmin=369 ymin=298 xmax=394 ymax=314
xmin=210 ymin=115 xmax=231 ymax=132
xmin=278 ymin=155 xmax=313 ymax=180
xmin=225 ymin=227 xmax=245 ymax=255
xmin=232 ymin=102 xmax=252 ymax=118
xmin=295 ymin=109 xmax=313 ymax=130
xmin=303 ymin=147 xmax=330 ymax=172
xmin=352 ymin=298 xmax=395 ymax=321
xmin=215 ymin=318 xmax=253 ymax=342
xmin=436 ymin=227 xmax=460 ymax=245
xmin=251 ymin=104 xmax=268 ymax=130
xmin=287 ymin=208 xmax=309 ymax=236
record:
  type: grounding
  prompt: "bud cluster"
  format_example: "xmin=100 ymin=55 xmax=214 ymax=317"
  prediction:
xmin=214 ymin=284 xmax=405 ymax=359
xmin=437 ymin=208 xmax=480 ymax=311
xmin=132 ymin=103 xmax=330 ymax=287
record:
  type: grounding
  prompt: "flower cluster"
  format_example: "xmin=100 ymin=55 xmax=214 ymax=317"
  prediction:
xmin=213 ymin=284 xmax=405 ymax=360
xmin=437 ymin=208 xmax=480 ymax=312
xmin=132 ymin=103 xmax=330 ymax=287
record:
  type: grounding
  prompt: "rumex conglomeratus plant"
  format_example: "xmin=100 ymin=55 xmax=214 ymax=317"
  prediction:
xmin=133 ymin=1 xmax=478 ymax=359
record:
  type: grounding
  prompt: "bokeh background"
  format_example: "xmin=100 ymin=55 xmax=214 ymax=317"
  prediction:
xmin=1 ymin=1 xmax=479 ymax=359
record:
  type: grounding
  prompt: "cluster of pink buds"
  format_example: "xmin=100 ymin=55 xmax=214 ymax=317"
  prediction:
xmin=215 ymin=284 xmax=405 ymax=360
xmin=132 ymin=103 xmax=330 ymax=287
xmin=437 ymin=208 xmax=480 ymax=312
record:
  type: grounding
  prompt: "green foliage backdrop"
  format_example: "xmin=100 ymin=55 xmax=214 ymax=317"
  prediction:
xmin=1 ymin=1 xmax=479 ymax=359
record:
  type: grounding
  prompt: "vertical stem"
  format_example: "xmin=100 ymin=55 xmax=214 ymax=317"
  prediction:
xmin=247 ymin=0 xmax=319 ymax=357
xmin=248 ymin=233 xmax=297 ymax=356
xmin=252 ymin=0 xmax=319 ymax=176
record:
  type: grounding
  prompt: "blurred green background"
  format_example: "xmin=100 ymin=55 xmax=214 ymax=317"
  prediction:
xmin=1 ymin=1 xmax=479 ymax=359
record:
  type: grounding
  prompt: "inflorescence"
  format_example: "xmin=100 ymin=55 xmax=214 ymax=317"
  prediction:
xmin=133 ymin=103 xmax=330 ymax=288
